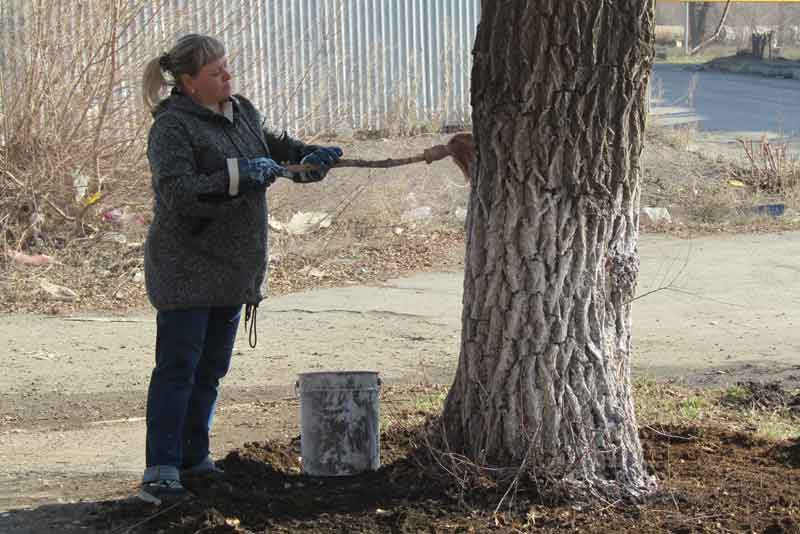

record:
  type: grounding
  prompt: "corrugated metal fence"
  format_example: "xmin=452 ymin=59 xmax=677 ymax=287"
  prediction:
xmin=0 ymin=0 xmax=480 ymax=137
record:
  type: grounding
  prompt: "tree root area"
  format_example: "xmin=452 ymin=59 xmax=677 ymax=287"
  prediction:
xmin=96 ymin=424 xmax=800 ymax=533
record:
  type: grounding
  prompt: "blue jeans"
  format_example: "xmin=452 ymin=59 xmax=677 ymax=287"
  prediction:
xmin=144 ymin=306 xmax=241 ymax=478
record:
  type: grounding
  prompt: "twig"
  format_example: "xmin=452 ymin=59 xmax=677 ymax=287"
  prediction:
xmin=312 ymin=171 xmax=376 ymax=255
xmin=598 ymin=498 xmax=623 ymax=514
xmin=14 ymin=220 xmax=38 ymax=251
xmin=644 ymin=424 xmax=696 ymax=442
xmin=690 ymin=0 xmax=733 ymax=56
xmin=111 ymin=267 xmax=139 ymax=298
xmin=108 ymin=495 xmax=190 ymax=534
xmin=57 ymin=317 xmax=149 ymax=323
xmin=80 ymin=1 xmax=119 ymax=235
xmin=493 ymin=424 xmax=541 ymax=516
xmin=664 ymin=287 xmax=745 ymax=308
xmin=2 ymin=169 xmax=78 ymax=223
xmin=628 ymin=286 xmax=671 ymax=304
xmin=1 ymin=168 xmax=24 ymax=188
xmin=627 ymin=237 xmax=692 ymax=305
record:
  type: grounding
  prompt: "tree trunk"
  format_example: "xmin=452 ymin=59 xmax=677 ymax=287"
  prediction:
xmin=442 ymin=0 xmax=656 ymax=500
xmin=689 ymin=3 xmax=711 ymax=48
xmin=752 ymin=32 xmax=772 ymax=60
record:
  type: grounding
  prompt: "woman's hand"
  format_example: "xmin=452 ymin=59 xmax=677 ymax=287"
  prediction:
xmin=234 ymin=157 xmax=286 ymax=194
xmin=297 ymin=146 xmax=343 ymax=182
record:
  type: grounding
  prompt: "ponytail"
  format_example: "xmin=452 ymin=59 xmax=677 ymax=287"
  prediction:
xmin=142 ymin=56 xmax=169 ymax=111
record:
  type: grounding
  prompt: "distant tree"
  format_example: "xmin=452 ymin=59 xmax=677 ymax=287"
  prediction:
xmin=690 ymin=2 xmax=712 ymax=47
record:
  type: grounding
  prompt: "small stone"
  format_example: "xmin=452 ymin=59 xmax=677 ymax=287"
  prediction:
xmin=401 ymin=206 xmax=433 ymax=223
xmin=641 ymin=207 xmax=672 ymax=225
xmin=100 ymin=232 xmax=127 ymax=245
xmin=40 ymin=280 xmax=79 ymax=302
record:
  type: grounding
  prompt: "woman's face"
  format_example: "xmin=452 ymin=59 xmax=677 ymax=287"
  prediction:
xmin=181 ymin=56 xmax=232 ymax=106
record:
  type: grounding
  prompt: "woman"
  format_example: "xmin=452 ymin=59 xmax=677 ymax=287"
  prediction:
xmin=138 ymin=34 xmax=342 ymax=505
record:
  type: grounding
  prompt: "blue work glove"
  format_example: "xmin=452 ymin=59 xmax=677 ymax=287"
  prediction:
xmin=235 ymin=157 xmax=286 ymax=194
xmin=296 ymin=146 xmax=343 ymax=183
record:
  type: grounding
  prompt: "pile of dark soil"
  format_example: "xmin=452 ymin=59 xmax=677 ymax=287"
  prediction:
xmin=722 ymin=380 xmax=793 ymax=411
xmin=94 ymin=421 xmax=800 ymax=533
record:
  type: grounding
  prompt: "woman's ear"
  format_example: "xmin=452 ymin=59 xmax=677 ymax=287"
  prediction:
xmin=179 ymin=74 xmax=195 ymax=94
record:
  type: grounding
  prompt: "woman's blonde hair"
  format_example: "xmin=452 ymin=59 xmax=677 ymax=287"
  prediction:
xmin=141 ymin=34 xmax=225 ymax=111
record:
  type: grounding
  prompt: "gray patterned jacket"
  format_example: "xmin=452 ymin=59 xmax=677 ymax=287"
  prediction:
xmin=144 ymin=90 xmax=317 ymax=310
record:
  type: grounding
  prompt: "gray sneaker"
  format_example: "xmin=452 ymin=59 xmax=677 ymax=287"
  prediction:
xmin=137 ymin=479 xmax=188 ymax=506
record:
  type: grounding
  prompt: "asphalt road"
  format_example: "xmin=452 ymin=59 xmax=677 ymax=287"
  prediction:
xmin=652 ymin=63 xmax=800 ymax=138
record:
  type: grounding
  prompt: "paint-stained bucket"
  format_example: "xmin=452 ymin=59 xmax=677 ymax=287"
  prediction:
xmin=295 ymin=371 xmax=381 ymax=476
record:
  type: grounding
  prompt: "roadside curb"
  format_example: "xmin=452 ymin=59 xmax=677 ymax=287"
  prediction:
xmin=702 ymin=55 xmax=800 ymax=81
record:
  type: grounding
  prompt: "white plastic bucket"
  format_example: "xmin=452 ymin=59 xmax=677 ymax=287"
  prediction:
xmin=296 ymin=371 xmax=381 ymax=476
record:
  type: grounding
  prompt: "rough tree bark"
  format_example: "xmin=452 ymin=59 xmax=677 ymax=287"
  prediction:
xmin=442 ymin=1 xmax=656 ymax=500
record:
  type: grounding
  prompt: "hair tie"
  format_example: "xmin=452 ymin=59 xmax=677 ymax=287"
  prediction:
xmin=158 ymin=53 xmax=171 ymax=71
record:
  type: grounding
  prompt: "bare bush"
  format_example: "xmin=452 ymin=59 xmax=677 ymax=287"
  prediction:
xmin=738 ymin=137 xmax=800 ymax=194
xmin=0 ymin=1 xmax=167 ymax=246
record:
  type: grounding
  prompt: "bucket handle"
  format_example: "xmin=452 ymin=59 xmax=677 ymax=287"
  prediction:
xmin=294 ymin=377 xmax=382 ymax=397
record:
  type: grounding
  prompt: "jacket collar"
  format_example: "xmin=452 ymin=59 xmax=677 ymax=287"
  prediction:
xmin=153 ymin=88 xmax=241 ymax=124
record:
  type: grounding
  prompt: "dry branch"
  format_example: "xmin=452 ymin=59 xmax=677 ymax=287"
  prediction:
xmin=284 ymin=133 xmax=476 ymax=183
xmin=690 ymin=0 xmax=733 ymax=56
xmin=2 ymin=169 xmax=75 ymax=222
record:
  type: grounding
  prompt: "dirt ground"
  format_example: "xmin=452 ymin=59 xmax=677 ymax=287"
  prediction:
xmin=89 ymin=423 xmax=800 ymax=534
xmin=4 ymin=229 xmax=800 ymax=532
xmin=5 ymin=399 xmax=800 ymax=534
xmin=4 ymin=133 xmax=800 ymax=532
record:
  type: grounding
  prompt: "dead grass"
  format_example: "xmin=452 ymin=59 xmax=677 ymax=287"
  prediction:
xmin=634 ymin=376 xmax=800 ymax=441
xmin=387 ymin=377 xmax=800 ymax=448
xmin=647 ymin=124 xmax=700 ymax=153
xmin=643 ymin=126 xmax=800 ymax=234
